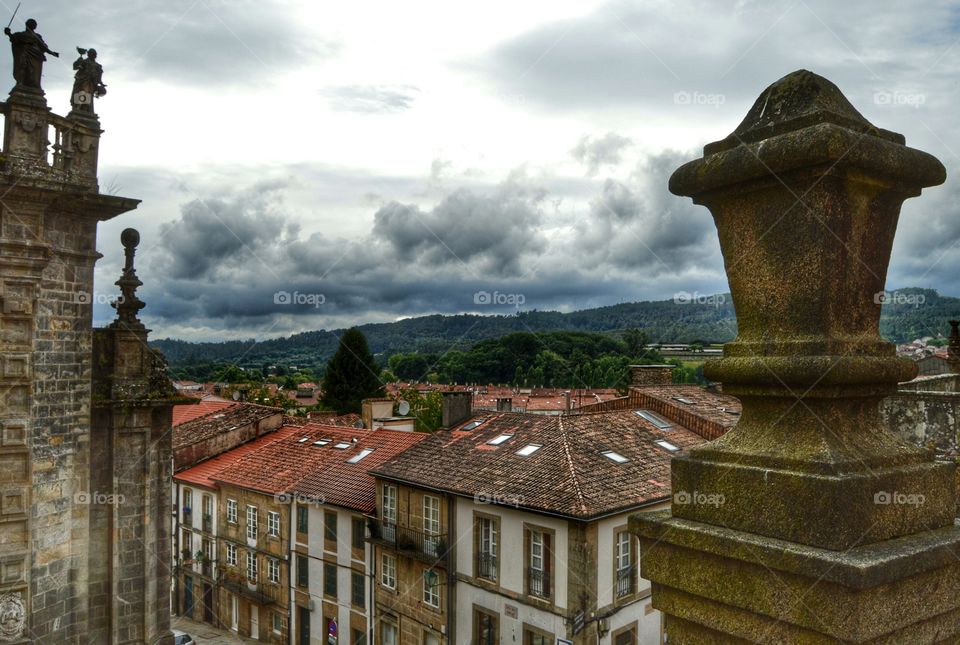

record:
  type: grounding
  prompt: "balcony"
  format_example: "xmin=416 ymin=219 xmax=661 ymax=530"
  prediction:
xmin=477 ymin=552 xmax=498 ymax=581
xmin=202 ymin=514 xmax=213 ymax=533
xmin=527 ymin=567 xmax=550 ymax=599
xmin=616 ymin=566 xmax=636 ymax=598
xmin=370 ymin=520 xmax=448 ymax=566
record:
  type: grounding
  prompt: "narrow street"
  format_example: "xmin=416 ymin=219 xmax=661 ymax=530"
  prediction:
xmin=171 ymin=615 xmax=259 ymax=645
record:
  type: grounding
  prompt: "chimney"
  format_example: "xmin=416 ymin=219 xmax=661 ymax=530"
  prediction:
xmin=563 ymin=391 xmax=571 ymax=414
xmin=441 ymin=391 xmax=473 ymax=428
xmin=361 ymin=398 xmax=395 ymax=430
xmin=629 ymin=364 xmax=675 ymax=386
xmin=496 ymin=397 xmax=513 ymax=412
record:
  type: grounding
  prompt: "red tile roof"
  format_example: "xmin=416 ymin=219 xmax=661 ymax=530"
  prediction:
xmin=288 ymin=429 xmax=428 ymax=513
xmin=172 ymin=403 xmax=283 ymax=451
xmin=372 ymin=409 xmax=709 ymax=519
xmin=211 ymin=423 xmax=370 ymax=494
xmin=173 ymin=400 xmax=236 ymax=427
xmin=174 ymin=426 xmax=301 ymax=489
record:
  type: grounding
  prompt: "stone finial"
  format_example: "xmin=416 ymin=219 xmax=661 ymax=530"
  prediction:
xmin=632 ymin=71 xmax=960 ymax=644
xmin=110 ymin=228 xmax=146 ymax=329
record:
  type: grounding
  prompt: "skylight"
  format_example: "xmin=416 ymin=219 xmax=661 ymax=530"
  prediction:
xmin=635 ymin=410 xmax=673 ymax=429
xmin=313 ymin=439 xmax=330 ymax=446
xmin=347 ymin=448 xmax=374 ymax=463
xmin=333 ymin=442 xmax=352 ymax=449
xmin=655 ymin=440 xmax=680 ymax=452
xmin=487 ymin=434 xmax=513 ymax=446
xmin=297 ymin=437 xmax=309 ymax=443
xmin=601 ymin=450 xmax=629 ymax=463
xmin=516 ymin=444 xmax=542 ymax=457
xmin=461 ymin=420 xmax=485 ymax=431
xmin=672 ymin=397 xmax=695 ymax=405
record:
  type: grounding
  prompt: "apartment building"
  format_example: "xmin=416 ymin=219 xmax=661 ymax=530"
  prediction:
xmin=368 ymin=394 xmax=730 ymax=645
xmin=284 ymin=428 xmax=429 ymax=645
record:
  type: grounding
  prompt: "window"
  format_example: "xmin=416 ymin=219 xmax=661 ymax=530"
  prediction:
xmin=313 ymin=439 xmax=330 ymax=446
xmin=352 ymin=628 xmax=367 ymax=645
xmin=526 ymin=528 xmax=551 ymax=599
xmin=616 ymin=531 xmax=635 ymax=598
xmin=382 ymin=485 xmax=397 ymax=524
xmin=325 ymin=511 xmax=338 ymax=543
xmin=636 ymin=410 xmax=672 ymax=429
xmin=422 ymin=570 xmax=440 ymax=608
xmin=347 ymin=448 xmax=374 ymax=463
xmin=226 ymin=543 xmax=237 ymax=567
xmin=516 ymin=444 xmax=542 ymax=456
xmin=461 ymin=420 xmax=484 ymax=431
xmin=613 ymin=626 xmax=638 ymax=645
xmin=226 ymin=499 xmax=237 ymax=524
xmin=602 ymin=450 xmax=629 ymax=463
xmin=381 ymin=553 xmax=396 ymax=589
xmin=381 ymin=623 xmax=398 ymax=645
xmin=523 ymin=630 xmax=550 ymax=645
xmin=333 ymin=442 xmax=351 ymax=449
xmin=268 ymin=511 xmax=280 ymax=537
xmin=183 ymin=489 xmax=192 ymax=511
xmin=268 ymin=557 xmax=280 ymax=584
xmin=202 ymin=495 xmax=213 ymax=525
xmin=246 ymin=552 xmax=258 ymax=582
xmin=297 ymin=505 xmax=308 ymax=534
xmin=487 ymin=434 xmax=513 ymax=445
xmin=246 ymin=505 xmax=258 ymax=541
xmin=297 ymin=554 xmax=309 ymax=588
xmin=477 ymin=516 xmax=498 ymax=581
xmin=423 ymin=633 xmax=440 ymax=645
xmin=351 ymin=571 xmax=365 ymax=608
xmin=474 ymin=609 xmax=498 ymax=645
xmin=423 ymin=496 xmax=441 ymax=556
xmin=655 ymin=439 xmax=680 ymax=452
xmin=323 ymin=562 xmax=337 ymax=597
xmin=273 ymin=612 xmax=282 ymax=634
xmin=352 ymin=517 xmax=365 ymax=550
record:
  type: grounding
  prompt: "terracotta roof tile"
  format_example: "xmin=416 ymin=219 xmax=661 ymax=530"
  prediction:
xmin=174 ymin=426 xmax=301 ymax=489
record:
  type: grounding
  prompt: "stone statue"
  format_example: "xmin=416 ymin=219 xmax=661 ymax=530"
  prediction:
xmin=4 ymin=19 xmax=58 ymax=90
xmin=71 ymin=47 xmax=105 ymax=112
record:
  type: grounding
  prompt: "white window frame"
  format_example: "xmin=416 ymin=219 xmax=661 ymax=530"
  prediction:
xmin=616 ymin=531 xmax=633 ymax=572
xmin=531 ymin=530 xmax=544 ymax=572
xmin=423 ymin=572 xmax=440 ymax=608
xmin=246 ymin=505 xmax=258 ymax=541
xmin=381 ymin=552 xmax=396 ymax=589
xmin=268 ymin=557 xmax=280 ymax=584
xmin=226 ymin=498 xmax=237 ymax=524
xmin=226 ymin=543 xmax=237 ymax=567
xmin=382 ymin=485 xmax=397 ymax=524
xmin=268 ymin=511 xmax=280 ymax=537
xmin=382 ymin=623 xmax=398 ymax=645
xmin=246 ymin=552 xmax=258 ymax=582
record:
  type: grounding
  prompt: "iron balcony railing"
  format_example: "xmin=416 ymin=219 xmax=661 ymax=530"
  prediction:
xmin=477 ymin=552 xmax=498 ymax=581
xmin=527 ymin=567 xmax=550 ymax=599
xmin=370 ymin=520 xmax=448 ymax=566
xmin=616 ymin=566 xmax=636 ymax=598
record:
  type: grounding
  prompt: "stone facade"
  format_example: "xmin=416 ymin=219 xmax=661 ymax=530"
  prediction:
xmin=0 ymin=83 xmax=179 ymax=642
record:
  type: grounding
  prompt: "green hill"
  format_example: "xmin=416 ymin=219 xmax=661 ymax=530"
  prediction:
xmin=152 ymin=287 xmax=959 ymax=377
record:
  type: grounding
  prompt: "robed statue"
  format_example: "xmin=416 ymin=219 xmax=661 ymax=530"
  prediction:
xmin=71 ymin=47 xmax=105 ymax=112
xmin=4 ymin=19 xmax=58 ymax=89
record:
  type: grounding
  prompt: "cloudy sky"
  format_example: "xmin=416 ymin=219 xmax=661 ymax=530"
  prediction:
xmin=24 ymin=0 xmax=960 ymax=340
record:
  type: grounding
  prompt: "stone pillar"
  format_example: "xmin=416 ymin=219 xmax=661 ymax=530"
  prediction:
xmin=631 ymin=70 xmax=960 ymax=643
xmin=89 ymin=229 xmax=185 ymax=645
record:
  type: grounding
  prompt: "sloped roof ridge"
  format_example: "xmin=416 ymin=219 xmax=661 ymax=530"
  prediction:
xmin=557 ymin=415 xmax=589 ymax=515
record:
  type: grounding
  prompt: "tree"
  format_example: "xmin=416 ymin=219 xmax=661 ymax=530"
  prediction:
xmin=623 ymin=328 xmax=649 ymax=360
xmin=321 ymin=328 xmax=385 ymax=414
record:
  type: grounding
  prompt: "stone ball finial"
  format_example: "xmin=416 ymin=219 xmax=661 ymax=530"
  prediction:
xmin=120 ymin=228 xmax=140 ymax=250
